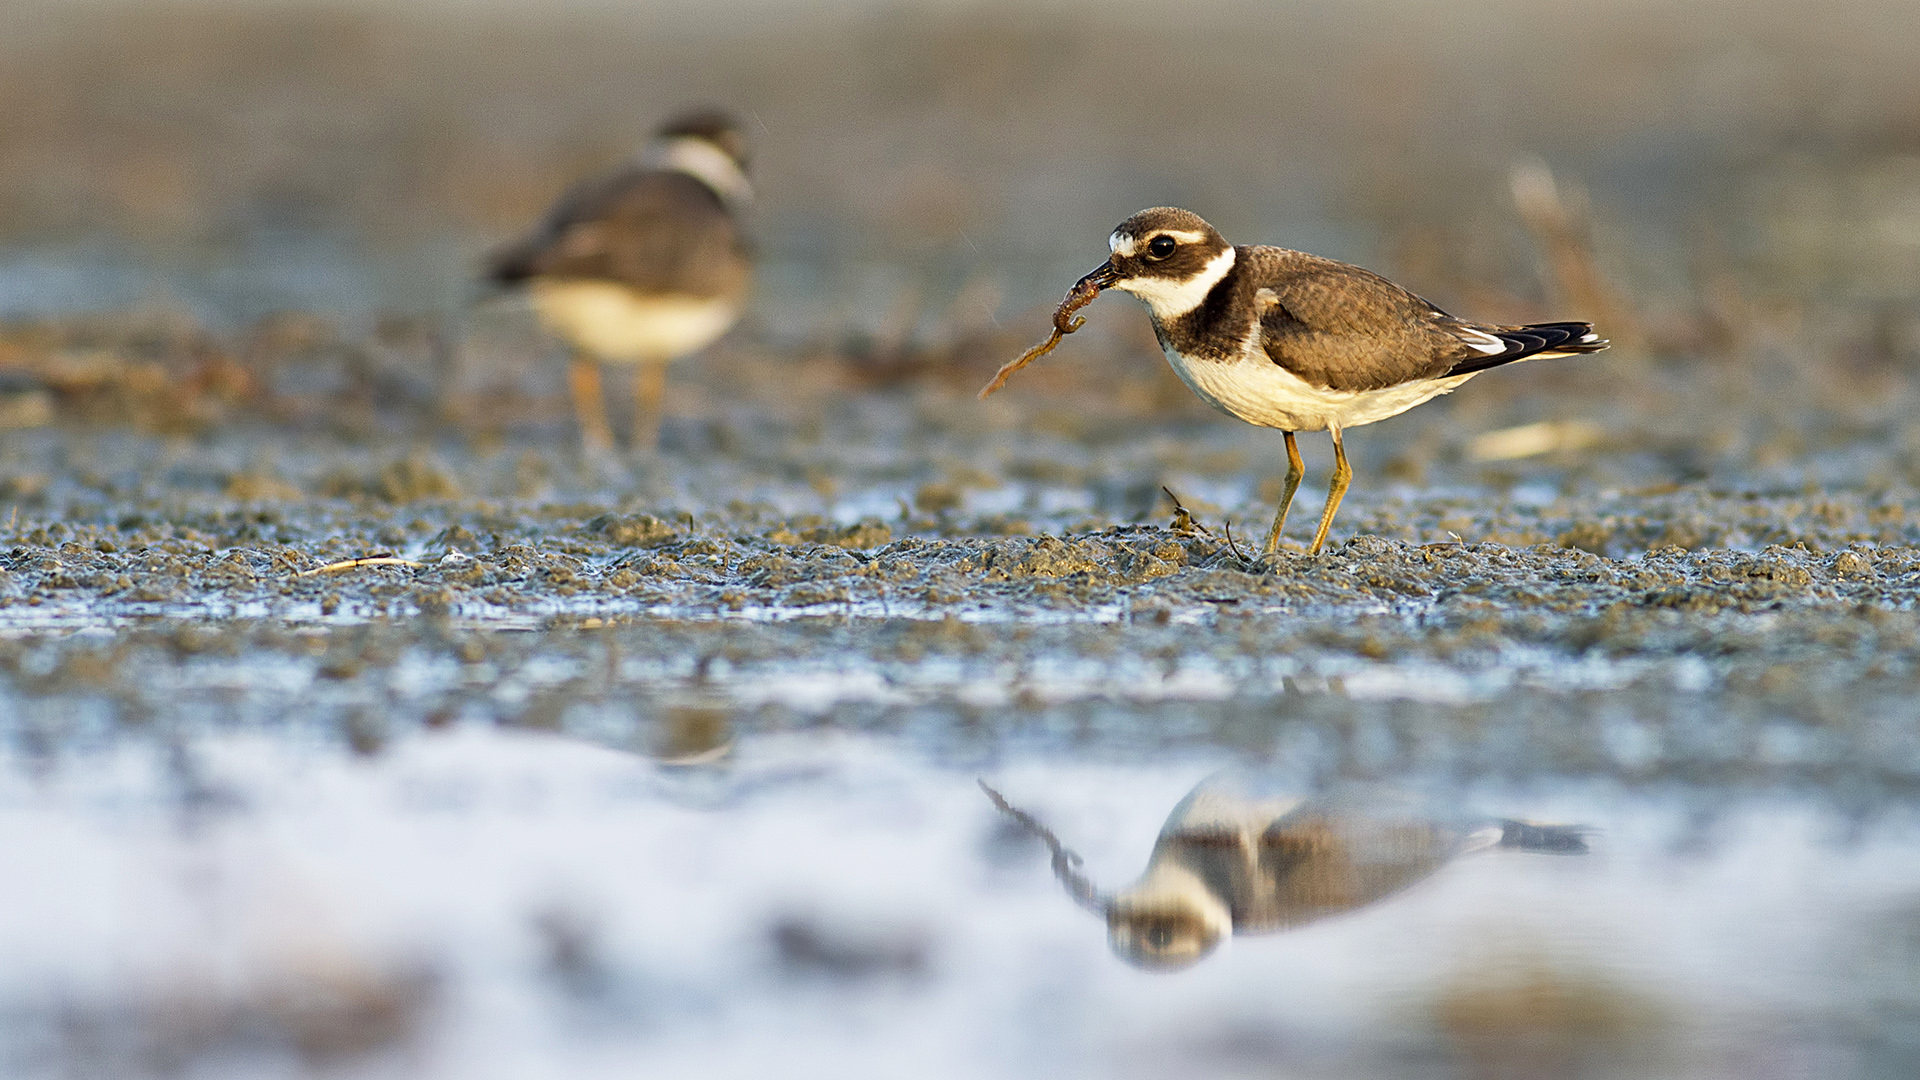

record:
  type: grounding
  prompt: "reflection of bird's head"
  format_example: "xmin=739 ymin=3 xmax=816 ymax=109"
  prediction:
xmin=1107 ymin=902 xmax=1223 ymax=970
xmin=1105 ymin=863 xmax=1232 ymax=971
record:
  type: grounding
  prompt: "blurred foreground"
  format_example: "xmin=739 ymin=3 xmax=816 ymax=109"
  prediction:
xmin=7 ymin=733 xmax=1920 ymax=1079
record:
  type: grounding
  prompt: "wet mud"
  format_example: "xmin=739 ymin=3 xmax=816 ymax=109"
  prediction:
xmin=4 ymin=314 xmax=1920 ymax=813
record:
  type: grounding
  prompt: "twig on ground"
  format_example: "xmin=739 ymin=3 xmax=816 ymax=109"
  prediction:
xmin=1223 ymin=519 xmax=1250 ymax=564
xmin=1161 ymin=486 xmax=1211 ymax=536
xmin=297 ymin=557 xmax=423 ymax=577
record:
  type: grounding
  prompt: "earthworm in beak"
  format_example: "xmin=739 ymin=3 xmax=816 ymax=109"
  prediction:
xmin=978 ymin=261 xmax=1119 ymax=399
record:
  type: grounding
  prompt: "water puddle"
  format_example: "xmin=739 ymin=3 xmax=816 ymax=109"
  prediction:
xmin=2 ymin=729 xmax=1916 ymax=1078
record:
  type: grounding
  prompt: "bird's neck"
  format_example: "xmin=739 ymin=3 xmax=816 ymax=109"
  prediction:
xmin=643 ymin=137 xmax=753 ymax=208
xmin=1113 ymin=859 xmax=1236 ymax=934
xmin=1119 ymin=246 xmax=1237 ymax=323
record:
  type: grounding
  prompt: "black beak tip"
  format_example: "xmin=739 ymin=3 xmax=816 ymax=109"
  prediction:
xmin=1081 ymin=262 xmax=1121 ymax=290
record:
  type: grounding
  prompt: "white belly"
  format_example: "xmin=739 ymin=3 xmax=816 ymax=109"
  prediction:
xmin=530 ymin=281 xmax=741 ymax=363
xmin=1163 ymin=347 xmax=1472 ymax=432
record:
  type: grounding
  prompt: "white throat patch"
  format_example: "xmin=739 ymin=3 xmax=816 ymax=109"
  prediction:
xmin=1115 ymin=246 xmax=1236 ymax=320
xmin=644 ymin=137 xmax=753 ymax=207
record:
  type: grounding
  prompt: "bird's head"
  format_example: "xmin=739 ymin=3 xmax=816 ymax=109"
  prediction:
xmin=652 ymin=109 xmax=750 ymax=170
xmin=1104 ymin=857 xmax=1232 ymax=972
xmin=1074 ymin=207 xmax=1236 ymax=321
xmin=645 ymin=109 xmax=754 ymax=205
xmin=1106 ymin=893 xmax=1227 ymax=971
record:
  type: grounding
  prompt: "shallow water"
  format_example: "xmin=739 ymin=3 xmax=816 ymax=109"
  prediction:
xmin=3 ymin=730 xmax=1918 ymax=1079
xmin=4 ymin=407 xmax=1920 ymax=1074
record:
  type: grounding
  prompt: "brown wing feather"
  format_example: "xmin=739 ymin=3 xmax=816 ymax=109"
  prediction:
xmin=489 ymin=169 xmax=750 ymax=298
xmin=1249 ymin=249 xmax=1473 ymax=392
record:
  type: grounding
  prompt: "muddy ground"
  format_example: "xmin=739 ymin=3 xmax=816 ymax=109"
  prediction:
xmin=4 ymin=306 xmax=1920 ymax=814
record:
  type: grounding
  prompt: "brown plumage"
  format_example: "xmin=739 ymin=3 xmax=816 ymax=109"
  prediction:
xmin=1236 ymin=250 xmax=1605 ymax=392
xmin=488 ymin=169 xmax=750 ymax=300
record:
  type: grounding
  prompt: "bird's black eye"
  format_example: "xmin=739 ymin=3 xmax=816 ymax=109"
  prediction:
xmin=1147 ymin=236 xmax=1177 ymax=259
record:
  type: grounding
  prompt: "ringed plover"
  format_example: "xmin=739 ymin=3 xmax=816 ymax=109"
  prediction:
xmin=488 ymin=110 xmax=753 ymax=453
xmin=1000 ymin=207 xmax=1608 ymax=554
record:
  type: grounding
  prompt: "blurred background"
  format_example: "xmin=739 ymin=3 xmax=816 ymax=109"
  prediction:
xmin=5 ymin=0 xmax=1919 ymax=345
xmin=5 ymin=0 xmax=1920 ymax=470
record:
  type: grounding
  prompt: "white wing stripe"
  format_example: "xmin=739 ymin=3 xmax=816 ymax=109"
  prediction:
xmin=1459 ymin=328 xmax=1507 ymax=356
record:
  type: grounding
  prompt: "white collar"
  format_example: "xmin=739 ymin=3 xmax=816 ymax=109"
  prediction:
xmin=1116 ymin=246 xmax=1236 ymax=321
xmin=643 ymin=136 xmax=753 ymax=208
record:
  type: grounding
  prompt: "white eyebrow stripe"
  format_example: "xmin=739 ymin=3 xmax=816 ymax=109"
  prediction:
xmin=1113 ymin=228 xmax=1209 ymax=256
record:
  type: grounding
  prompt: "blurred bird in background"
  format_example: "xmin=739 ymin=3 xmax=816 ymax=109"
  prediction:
xmin=487 ymin=109 xmax=754 ymax=454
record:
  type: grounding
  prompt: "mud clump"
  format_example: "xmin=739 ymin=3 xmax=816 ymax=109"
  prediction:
xmin=588 ymin=513 xmax=678 ymax=547
xmin=765 ymin=520 xmax=893 ymax=550
xmin=996 ymin=536 xmax=1111 ymax=579
xmin=319 ymin=454 xmax=461 ymax=503
xmin=1432 ymin=962 xmax=1670 ymax=1077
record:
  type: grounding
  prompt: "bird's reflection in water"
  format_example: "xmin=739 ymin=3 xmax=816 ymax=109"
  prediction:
xmin=983 ymin=773 xmax=1588 ymax=971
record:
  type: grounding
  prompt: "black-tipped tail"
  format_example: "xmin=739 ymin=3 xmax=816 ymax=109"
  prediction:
xmin=1496 ymin=819 xmax=1592 ymax=854
xmin=470 ymin=238 xmax=547 ymax=308
xmin=1448 ymin=321 xmax=1609 ymax=377
xmin=482 ymin=240 xmax=541 ymax=291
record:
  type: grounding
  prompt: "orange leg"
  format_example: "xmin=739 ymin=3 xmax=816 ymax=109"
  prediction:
xmin=1263 ymin=431 xmax=1304 ymax=555
xmin=1308 ymin=427 xmax=1352 ymax=555
xmin=631 ymin=360 xmax=668 ymax=451
xmin=567 ymin=354 xmax=614 ymax=455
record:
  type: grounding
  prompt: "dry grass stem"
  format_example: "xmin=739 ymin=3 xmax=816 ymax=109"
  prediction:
xmin=1510 ymin=161 xmax=1639 ymax=351
xmin=298 ymin=557 xmax=424 ymax=577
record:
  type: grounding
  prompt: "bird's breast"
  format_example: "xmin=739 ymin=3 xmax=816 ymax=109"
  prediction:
xmin=1160 ymin=345 xmax=1342 ymax=433
xmin=530 ymin=281 xmax=742 ymax=363
xmin=1159 ymin=345 xmax=1475 ymax=433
